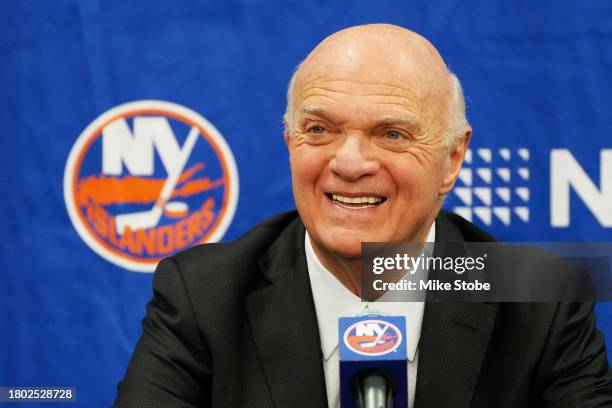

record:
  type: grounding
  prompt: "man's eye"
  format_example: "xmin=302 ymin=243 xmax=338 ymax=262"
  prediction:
xmin=386 ymin=130 xmax=402 ymax=140
xmin=309 ymin=125 xmax=325 ymax=134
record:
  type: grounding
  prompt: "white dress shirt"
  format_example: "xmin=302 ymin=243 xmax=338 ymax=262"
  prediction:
xmin=305 ymin=224 xmax=435 ymax=408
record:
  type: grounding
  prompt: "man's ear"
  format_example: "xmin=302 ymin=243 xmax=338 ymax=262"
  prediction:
xmin=439 ymin=127 xmax=472 ymax=195
xmin=283 ymin=120 xmax=291 ymax=147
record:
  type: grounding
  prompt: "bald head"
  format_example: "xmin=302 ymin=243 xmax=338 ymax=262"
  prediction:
xmin=284 ymin=24 xmax=468 ymax=147
xmin=299 ymin=24 xmax=450 ymax=90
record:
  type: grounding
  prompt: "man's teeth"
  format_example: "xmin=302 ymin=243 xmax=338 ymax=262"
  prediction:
xmin=331 ymin=194 xmax=383 ymax=204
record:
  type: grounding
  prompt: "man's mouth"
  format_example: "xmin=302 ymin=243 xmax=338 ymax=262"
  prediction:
xmin=326 ymin=193 xmax=386 ymax=208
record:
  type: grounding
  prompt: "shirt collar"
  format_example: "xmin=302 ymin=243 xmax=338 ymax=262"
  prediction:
xmin=305 ymin=222 xmax=435 ymax=363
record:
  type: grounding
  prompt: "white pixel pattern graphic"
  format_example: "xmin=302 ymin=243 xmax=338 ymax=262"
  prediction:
xmin=449 ymin=148 xmax=530 ymax=226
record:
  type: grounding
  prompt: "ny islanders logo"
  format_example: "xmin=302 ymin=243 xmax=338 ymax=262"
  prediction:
xmin=343 ymin=319 xmax=403 ymax=356
xmin=64 ymin=100 xmax=239 ymax=272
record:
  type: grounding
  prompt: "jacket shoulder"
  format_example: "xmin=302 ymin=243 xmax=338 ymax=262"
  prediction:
xmin=168 ymin=210 xmax=300 ymax=285
xmin=438 ymin=209 xmax=497 ymax=242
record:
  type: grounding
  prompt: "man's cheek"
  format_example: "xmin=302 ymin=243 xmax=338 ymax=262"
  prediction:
xmin=288 ymin=132 xmax=311 ymax=149
xmin=294 ymin=152 xmax=327 ymax=174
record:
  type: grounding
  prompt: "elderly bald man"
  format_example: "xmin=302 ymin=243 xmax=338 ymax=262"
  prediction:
xmin=114 ymin=25 xmax=612 ymax=408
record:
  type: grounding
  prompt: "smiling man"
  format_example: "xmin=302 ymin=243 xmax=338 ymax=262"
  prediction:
xmin=114 ymin=24 xmax=612 ymax=408
xmin=284 ymin=25 xmax=468 ymax=296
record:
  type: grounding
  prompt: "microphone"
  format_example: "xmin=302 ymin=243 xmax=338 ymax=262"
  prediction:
xmin=352 ymin=368 xmax=396 ymax=407
xmin=339 ymin=315 xmax=408 ymax=408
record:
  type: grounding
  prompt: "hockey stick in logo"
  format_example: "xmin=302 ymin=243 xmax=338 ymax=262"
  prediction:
xmin=115 ymin=126 xmax=200 ymax=234
xmin=361 ymin=324 xmax=388 ymax=348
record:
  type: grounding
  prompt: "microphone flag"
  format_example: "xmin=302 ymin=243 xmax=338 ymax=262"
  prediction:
xmin=339 ymin=315 xmax=408 ymax=407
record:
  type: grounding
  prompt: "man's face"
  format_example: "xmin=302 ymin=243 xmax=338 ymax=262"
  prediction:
xmin=286 ymin=35 xmax=466 ymax=263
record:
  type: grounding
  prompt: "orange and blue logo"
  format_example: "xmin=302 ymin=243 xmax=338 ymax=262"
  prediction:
xmin=343 ymin=319 xmax=403 ymax=356
xmin=64 ymin=100 xmax=239 ymax=272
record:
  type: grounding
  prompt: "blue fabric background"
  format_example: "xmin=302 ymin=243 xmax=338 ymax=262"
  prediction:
xmin=1 ymin=1 xmax=611 ymax=406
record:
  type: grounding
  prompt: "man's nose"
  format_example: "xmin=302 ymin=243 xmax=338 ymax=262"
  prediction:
xmin=329 ymin=134 xmax=380 ymax=182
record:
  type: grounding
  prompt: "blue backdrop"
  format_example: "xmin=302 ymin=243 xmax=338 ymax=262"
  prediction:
xmin=1 ymin=1 xmax=611 ymax=406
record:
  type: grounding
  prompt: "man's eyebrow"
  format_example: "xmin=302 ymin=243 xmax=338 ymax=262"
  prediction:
xmin=299 ymin=105 xmax=421 ymax=130
xmin=299 ymin=105 xmax=337 ymax=124
xmin=373 ymin=114 xmax=421 ymax=129
xmin=300 ymin=104 xmax=327 ymax=116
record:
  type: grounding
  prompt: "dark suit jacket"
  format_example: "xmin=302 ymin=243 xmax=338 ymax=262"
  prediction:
xmin=114 ymin=210 xmax=612 ymax=407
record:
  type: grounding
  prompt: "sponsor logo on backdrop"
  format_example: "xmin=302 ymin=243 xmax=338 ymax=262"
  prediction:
xmin=448 ymin=148 xmax=611 ymax=228
xmin=450 ymin=148 xmax=530 ymax=226
xmin=64 ymin=100 xmax=239 ymax=272
xmin=343 ymin=320 xmax=402 ymax=356
xmin=551 ymin=149 xmax=612 ymax=227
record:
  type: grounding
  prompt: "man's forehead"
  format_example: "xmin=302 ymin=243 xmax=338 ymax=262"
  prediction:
xmin=298 ymin=70 xmax=425 ymax=97
xmin=294 ymin=70 xmax=432 ymax=123
xmin=300 ymin=102 xmax=419 ymax=120
xmin=297 ymin=49 xmax=435 ymax=91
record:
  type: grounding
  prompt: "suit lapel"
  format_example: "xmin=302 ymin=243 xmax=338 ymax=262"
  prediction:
xmin=414 ymin=213 xmax=499 ymax=408
xmin=246 ymin=219 xmax=328 ymax=408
